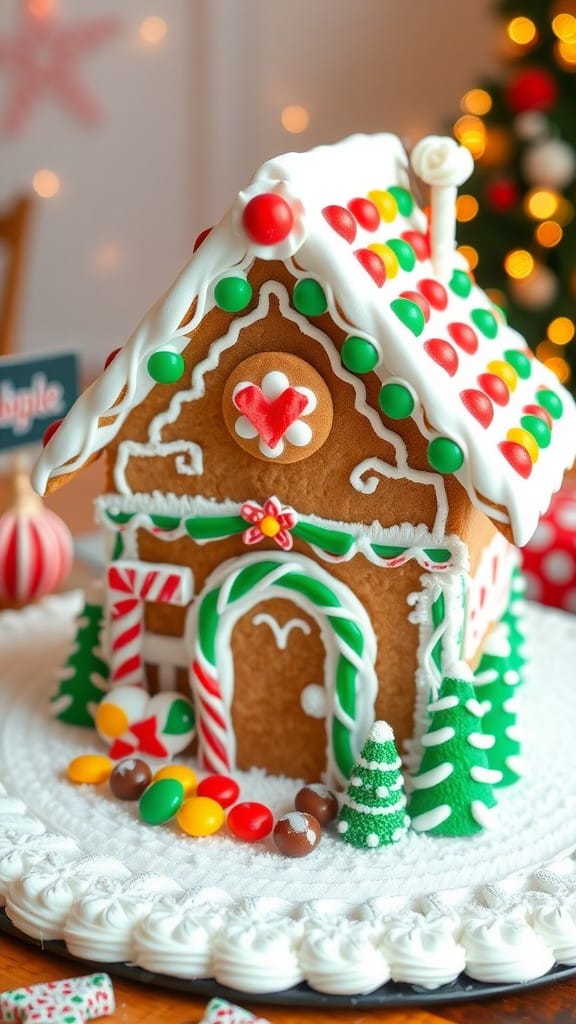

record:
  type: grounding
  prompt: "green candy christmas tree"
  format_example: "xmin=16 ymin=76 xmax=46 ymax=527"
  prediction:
xmin=337 ymin=721 xmax=409 ymax=849
xmin=408 ymin=676 xmax=501 ymax=836
xmin=451 ymin=0 xmax=576 ymax=391
xmin=51 ymin=591 xmax=109 ymax=726
xmin=473 ymin=569 xmax=527 ymax=786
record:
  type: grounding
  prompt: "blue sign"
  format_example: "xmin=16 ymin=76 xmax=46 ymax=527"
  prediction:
xmin=0 ymin=351 xmax=79 ymax=452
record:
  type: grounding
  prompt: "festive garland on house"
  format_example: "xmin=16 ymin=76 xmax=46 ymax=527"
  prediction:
xmin=96 ymin=495 xmax=464 ymax=572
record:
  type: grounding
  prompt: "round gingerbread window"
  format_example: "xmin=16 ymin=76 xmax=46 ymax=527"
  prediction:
xmin=222 ymin=352 xmax=333 ymax=463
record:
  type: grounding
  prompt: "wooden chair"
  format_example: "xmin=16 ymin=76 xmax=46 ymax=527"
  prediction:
xmin=0 ymin=195 xmax=33 ymax=358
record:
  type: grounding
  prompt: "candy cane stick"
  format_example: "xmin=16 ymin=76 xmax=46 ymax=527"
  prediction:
xmin=107 ymin=560 xmax=192 ymax=687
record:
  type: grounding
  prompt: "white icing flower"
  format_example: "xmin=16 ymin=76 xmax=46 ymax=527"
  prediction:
xmin=410 ymin=136 xmax=473 ymax=188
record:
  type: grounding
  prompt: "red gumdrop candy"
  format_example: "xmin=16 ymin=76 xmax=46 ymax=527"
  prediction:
xmin=447 ymin=322 xmax=478 ymax=355
xmin=347 ymin=197 xmax=380 ymax=232
xmin=354 ymin=248 xmax=386 ymax=287
xmin=197 ymin=774 xmax=240 ymax=809
xmin=424 ymin=339 xmax=459 ymax=376
xmin=498 ymin=440 xmax=533 ymax=478
xmin=242 ymin=193 xmax=294 ymax=245
xmin=478 ymin=372 xmax=510 ymax=406
xmin=460 ymin=389 xmax=494 ymax=428
xmin=418 ymin=278 xmax=448 ymax=311
xmin=227 ymin=801 xmax=274 ymax=842
xmin=322 ymin=205 xmax=357 ymax=243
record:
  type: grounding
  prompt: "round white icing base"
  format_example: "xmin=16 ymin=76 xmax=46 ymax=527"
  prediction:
xmin=1 ymin=592 xmax=576 ymax=997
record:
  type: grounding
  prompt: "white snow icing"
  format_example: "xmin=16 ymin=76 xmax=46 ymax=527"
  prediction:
xmin=2 ymin=595 xmax=576 ymax=994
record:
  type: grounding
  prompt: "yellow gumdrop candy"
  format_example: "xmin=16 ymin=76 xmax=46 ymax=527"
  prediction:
xmin=67 ymin=754 xmax=112 ymax=785
xmin=368 ymin=189 xmax=398 ymax=222
xmin=487 ymin=359 xmax=518 ymax=392
xmin=95 ymin=703 xmax=130 ymax=739
xmin=507 ymin=427 xmax=539 ymax=463
xmin=177 ymin=795 xmax=225 ymax=836
xmin=368 ymin=243 xmax=399 ymax=278
xmin=153 ymin=764 xmax=198 ymax=796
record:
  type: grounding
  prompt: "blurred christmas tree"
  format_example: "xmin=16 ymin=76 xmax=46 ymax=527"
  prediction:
xmin=452 ymin=0 xmax=576 ymax=393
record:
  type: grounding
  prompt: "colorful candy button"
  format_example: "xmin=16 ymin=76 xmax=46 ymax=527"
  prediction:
xmin=399 ymin=290 xmax=431 ymax=323
xmin=427 ymin=437 xmax=465 ymax=474
xmin=449 ymin=269 xmax=473 ymax=298
xmin=354 ymin=248 xmax=386 ymax=287
xmin=227 ymin=801 xmax=274 ymax=842
xmin=498 ymin=440 xmax=533 ymax=478
xmin=523 ymin=403 xmax=553 ymax=428
xmin=400 ymin=230 xmax=430 ymax=260
xmin=347 ymin=197 xmax=380 ymax=231
xmin=367 ymin=243 xmax=399 ymax=278
xmin=292 ymin=278 xmax=328 ymax=316
xmin=424 ymin=339 xmax=459 ymax=376
xmin=478 ymin=372 xmax=510 ymax=406
xmin=139 ymin=778 xmax=185 ymax=825
xmin=177 ymin=795 xmax=225 ymax=836
xmin=147 ymin=350 xmax=185 ymax=385
xmin=153 ymin=764 xmax=198 ymax=796
xmin=367 ymin=189 xmax=398 ymax=222
xmin=242 ymin=193 xmax=294 ymax=245
xmin=471 ymin=308 xmax=499 ymax=339
xmin=387 ymin=238 xmax=416 ymax=271
xmin=487 ymin=360 xmax=518 ymax=392
xmin=387 ymin=185 xmax=414 ymax=216
xmin=378 ymin=382 xmax=415 ymax=419
xmin=447 ymin=322 xmax=478 ymax=355
xmin=197 ymin=774 xmax=240 ymax=808
xmin=507 ymin=427 xmax=539 ymax=463
xmin=67 ymin=754 xmax=112 ymax=785
xmin=537 ymin=388 xmax=563 ymax=419
xmin=341 ymin=336 xmax=380 ymax=373
xmin=460 ymin=389 xmax=494 ymax=428
xmin=391 ymin=297 xmax=425 ymax=337
xmin=520 ymin=413 xmax=552 ymax=447
xmin=322 ymin=205 xmax=357 ymax=243
xmin=504 ymin=348 xmax=532 ymax=379
xmin=418 ymin=279 xmax=448 ymax=311
xmin=214 ymin=276 xmax=253 ymax=313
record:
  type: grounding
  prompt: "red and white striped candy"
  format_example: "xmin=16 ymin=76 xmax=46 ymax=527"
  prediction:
xmin=0 ymin=971 xmax=114 ymax=1022
xmin=0 ymin=482 xmax=73 ymax=606
xmin=107 ymin=559 xmax=193 ymax=687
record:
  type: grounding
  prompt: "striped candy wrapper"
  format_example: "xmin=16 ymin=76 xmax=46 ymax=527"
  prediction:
xmin=0 ymin=972 xmax=115 ymax=1022
xmin=200 ymin=998 xmax=271 ymax=1024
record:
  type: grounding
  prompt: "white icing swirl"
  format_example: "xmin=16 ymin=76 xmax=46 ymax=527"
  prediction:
xmin=211 ymin=899 xmax=303 ymax=993
xmin=410 ymin=135 xmax=474 ymax=188
xmin=298 ymin=918 xmax=390 ymax=994
xmin=379 ymin=910 xmax=466 ymax=988
xmin=63 ymin=873 xmax=182 ymax=962
xmin=133 ymin=888 xmax=234 ymax=979
xmin=461 ymin=905 xmax=555 ymax=983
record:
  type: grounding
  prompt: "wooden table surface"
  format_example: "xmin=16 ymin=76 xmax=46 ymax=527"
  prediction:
xmin=2 ymin=463 xmax=576 ymax=1021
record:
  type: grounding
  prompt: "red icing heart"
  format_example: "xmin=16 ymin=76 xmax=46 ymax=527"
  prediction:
xmin=234 ymin=384 xmax=308 ymax=449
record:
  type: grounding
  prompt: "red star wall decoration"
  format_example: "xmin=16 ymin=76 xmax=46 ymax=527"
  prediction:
xmin=0 ymin=3 xmax=122 ymax=136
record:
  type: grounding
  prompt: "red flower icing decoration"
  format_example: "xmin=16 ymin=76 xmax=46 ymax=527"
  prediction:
xmin=240 ymin=496 xmax=298 ymax=551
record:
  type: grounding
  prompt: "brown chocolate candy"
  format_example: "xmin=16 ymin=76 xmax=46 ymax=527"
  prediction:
xmin=295 ymin=783 xmax=339 ymax=825
xmin=109 ymin=757 xmax=152 ymax=801
xmin=273 ymin=811 xmax=321 ymax=858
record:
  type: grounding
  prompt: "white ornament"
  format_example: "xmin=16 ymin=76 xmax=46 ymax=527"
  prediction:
xmin=410 ymin=135 xmax=474 ymax=279
xmin=522 ymin=138 xmax=576 ymax=189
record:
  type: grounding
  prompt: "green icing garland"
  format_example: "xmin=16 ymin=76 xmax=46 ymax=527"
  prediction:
xmin=192 ymin=558 xmax=369 ymax=781
xmin=104 ymin=507 xmax=455 ymax=568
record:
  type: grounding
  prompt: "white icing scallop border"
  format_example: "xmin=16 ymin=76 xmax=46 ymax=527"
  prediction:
xmin=1 ymin=594 xmax=576 ymax=996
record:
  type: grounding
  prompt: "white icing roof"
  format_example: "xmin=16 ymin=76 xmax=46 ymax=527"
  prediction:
xmin=33 ymin=133 xmax=576 ymax=546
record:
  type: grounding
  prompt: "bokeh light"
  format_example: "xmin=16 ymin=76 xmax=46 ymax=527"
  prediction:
xmin=32 ymin=169 xmax=60 ymax=198
xmin=280 ymin=105 xmax=310 ymax=134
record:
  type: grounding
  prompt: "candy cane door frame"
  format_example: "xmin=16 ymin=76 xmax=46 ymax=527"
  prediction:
xmin=186 ymin=552 xmax=379 ymax=787
xmin=107 ymin=560 xmax=193 ymax=686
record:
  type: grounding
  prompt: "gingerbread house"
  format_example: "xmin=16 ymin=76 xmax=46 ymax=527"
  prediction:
xmin=33 ymin=133 xmax=576 ymax=805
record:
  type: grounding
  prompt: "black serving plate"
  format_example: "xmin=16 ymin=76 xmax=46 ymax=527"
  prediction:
xmin=1 ymin=908 xmax=575 ymax=1008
